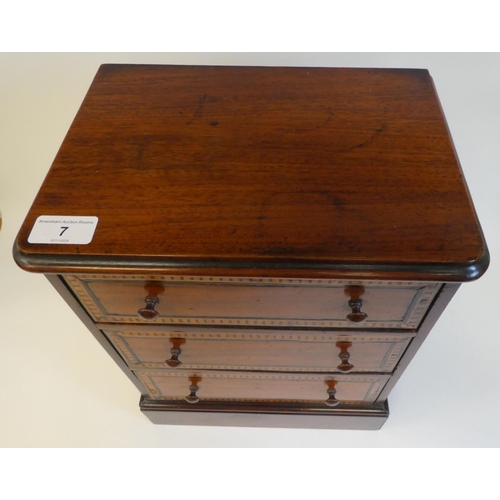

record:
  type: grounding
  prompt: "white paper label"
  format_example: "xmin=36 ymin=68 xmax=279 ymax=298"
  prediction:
xmin=28 ymin=216 xmax=99 ymax=244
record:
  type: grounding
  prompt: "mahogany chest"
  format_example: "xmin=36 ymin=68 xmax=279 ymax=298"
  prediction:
xmin=13 ymin=64 xmax=489 ymax=429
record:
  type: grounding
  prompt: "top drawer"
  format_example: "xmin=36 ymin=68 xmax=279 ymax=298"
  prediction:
xmin=64 ymin=275 xmax=440 ymax=329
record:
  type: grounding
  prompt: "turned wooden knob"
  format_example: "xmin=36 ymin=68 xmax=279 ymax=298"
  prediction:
xmin=166 ymin=347 xmax=183 ymax=367
xmin=325 ymin=387 xmax=339 ymax=407
xmin=165 ymin=338 xmax=185 ymax=367
xmin=185 ymin=384 xmax=200 ymax=404
xmin=337 ymin=342 xmax=354 ymax=372
xmin=138 ymin=296 xmax=159 ymax=320
xmin=346 ymin=298 xmax=367 ymax=323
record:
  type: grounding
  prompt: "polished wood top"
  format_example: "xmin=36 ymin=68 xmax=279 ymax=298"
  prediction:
xmin=14 ymin=65 xmax=488 ymax=280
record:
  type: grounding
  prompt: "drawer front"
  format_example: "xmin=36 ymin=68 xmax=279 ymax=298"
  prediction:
xmin=136 ymin=370 xmax=390 ymax=405
xmin=102 ymin=325 xmax=413 ymax=373
xmin=65 ymin=275 xmax=440 ymax=329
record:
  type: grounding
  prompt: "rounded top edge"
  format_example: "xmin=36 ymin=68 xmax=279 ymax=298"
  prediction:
xmin=12 ymin=240 xmax=491 ymax=283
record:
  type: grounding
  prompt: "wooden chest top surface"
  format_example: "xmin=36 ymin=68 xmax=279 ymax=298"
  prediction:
xmin=14 ymin=65 xmax=488 ymax=280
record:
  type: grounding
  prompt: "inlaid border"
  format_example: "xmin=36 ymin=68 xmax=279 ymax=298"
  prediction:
xmin=65 ymin=275 xmax=440 ymax=329
xmin=68 ymin=274 xmax=436 ymax=287
xmin=135 ymin=371 xmax=389 ymax=404
xmin=104 ymin=329 xmax=412 ymax=372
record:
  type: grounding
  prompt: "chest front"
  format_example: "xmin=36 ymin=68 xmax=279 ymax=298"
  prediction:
xmin=14 ymin=64 xmax=488 ymax=429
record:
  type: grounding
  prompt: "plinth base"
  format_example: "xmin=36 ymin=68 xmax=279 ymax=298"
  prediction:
xmin=139 ymin=397 xmax=389 ymax=430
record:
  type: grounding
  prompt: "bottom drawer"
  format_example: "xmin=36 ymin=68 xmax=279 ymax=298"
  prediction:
xmin=136 ymin=371 xmax=390 ymax=406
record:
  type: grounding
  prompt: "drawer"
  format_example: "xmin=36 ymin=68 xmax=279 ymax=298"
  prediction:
xmin=136 ymin=370 xmax=390 ymax=405
xmin=102 ymin=324 xmax=414 ymax=373
xmin=65 ymin=275 xmax=440 ymax=329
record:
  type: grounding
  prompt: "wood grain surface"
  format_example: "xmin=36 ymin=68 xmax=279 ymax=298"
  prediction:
xmin=102 ymin=325 xmax=413 ymax=373
xmin=136 ymin=370 xmax=389 ymax=404
xmin=64 ymin=275 xmax=439 ymax=328
xmin=14 ymin=65 xmax=488 ymax=280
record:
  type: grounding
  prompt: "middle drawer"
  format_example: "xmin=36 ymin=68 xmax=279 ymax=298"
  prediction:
xmin=101 ymin=324 xmax=414 ymax=373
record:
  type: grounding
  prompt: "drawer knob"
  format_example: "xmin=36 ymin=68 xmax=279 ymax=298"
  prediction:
xmin=325 ymin=387 xmax=339 ymax=407
xmin=336 ymin=342 xmax=354 ymax=373
xmin=138 ymin=296 xmax=160 ymax=321
xmin=185 ymin=384 xmax=200 ymax=404
xmin=165 ymin=338 xmax=185 ymax=367
xmin=166 ymin=347 xmax=182 ymax=367
xmin=346 ymin=298 xmax=367 ymax=323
